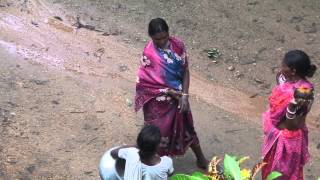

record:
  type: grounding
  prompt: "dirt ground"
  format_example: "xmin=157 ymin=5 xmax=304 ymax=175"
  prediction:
xmin=0 ymin=0 xmax=320 ymax=179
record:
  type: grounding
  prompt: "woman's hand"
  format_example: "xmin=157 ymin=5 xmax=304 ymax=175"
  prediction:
xmin=179 ymin=95 xmax=190 ymax=113
xmin=278 ymin=114 xmax=305 ymax=130
xmin=167 ymin=89 xmax=182 ymax=100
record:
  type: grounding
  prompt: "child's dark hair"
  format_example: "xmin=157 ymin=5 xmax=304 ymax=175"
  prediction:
xmin=148 ymin=18 xmax=169 ymax=37
xmin=283 ymin=50 xmax=317 ymax=78
xmin=137 ymin=124 xmax=161 ymax=159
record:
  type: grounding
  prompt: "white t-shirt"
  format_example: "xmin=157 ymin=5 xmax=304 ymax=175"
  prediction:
xmin=118 ymin=147 xmax=174 ymax=180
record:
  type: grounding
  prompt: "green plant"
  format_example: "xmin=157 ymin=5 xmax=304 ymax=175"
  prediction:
xmin=170 ymin=171 xmax=210 ymax=180
xmin=206 ymin=48 xmax=221 ymax=59
xmin=266 ymin=171 xmax=282 ymax=180
xmin=170 ymin=154 xmax=282 ymax=180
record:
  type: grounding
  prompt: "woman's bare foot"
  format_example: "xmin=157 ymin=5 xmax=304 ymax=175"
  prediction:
xmin=196 ymin=158 xmax=209 ymax=170
xmin=190 ymin=144 xmax=208 ymax=170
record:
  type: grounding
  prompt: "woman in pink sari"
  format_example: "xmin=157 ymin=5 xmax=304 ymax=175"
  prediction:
xmin=135 ymin=18 xmax=208 ymax=169
xmin=262 ymin=50 xmax=317 ymax=179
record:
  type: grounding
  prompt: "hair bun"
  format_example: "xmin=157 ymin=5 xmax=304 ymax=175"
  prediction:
xmin=307 ymin=64 xmax=317 ymax=77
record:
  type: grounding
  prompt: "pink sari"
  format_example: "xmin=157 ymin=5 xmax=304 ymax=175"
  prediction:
xmin=135 ymin=37 xmax=199 ymax=156
xmin=262 ymin=79 xmax=313 ymax=180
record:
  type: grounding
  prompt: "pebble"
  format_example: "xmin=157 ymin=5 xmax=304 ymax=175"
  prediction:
xmin=6 ymin=156 xmax=17 ymax=164
xmin=304 ymin=23 xmax=317 ymax=34
xmin=126 ymin=98 xmax=133 ymax=107
xmin=234 ymin=71 xmax=243 ymax=78
xmin=30 ymin=79 xmax=49 ymax=85
xmin=254 ymin=78 xmax=264 ymax=84
xmin=26 ymin=165 xmax=36 ymax=174
xmin=119 ymin=65 xmax=128 ymax=72
xmin=227 ymin=65 xmax=235 ymax=71
xmin=31 ymin=20 xmax=39 ymax=27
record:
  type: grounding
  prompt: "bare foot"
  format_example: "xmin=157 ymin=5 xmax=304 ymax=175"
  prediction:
xmin=196 ymin=159 xmax=209 ymax=170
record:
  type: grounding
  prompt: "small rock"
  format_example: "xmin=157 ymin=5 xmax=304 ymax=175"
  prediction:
xmin=53 ymin=16 xmax=63 ymax=21
xmin=126 ymin=98 xmax=133 ymax=107
xmin=31 ymin=20 xmax=39 ymax=27
xmin=304 ymin=23 xmax=317 ymax=33
xmin=275 ymin=35 xmax=285 ymax=43
xmin=30 ymin=79 xmax=49 ymax=85
xmin=102 ymin=32 xmax=110 ymax=36
xmin=295 ymin=25 xmax=301 ymax=32
xmin=239 ymin=58 xmax=256 ymax=65
xmin=234 ymin=71 xmax=243 ymax=78
xmin=119 ymin=65 xmax=128 ymax=72
xmin=259 ymin=83 xmax=271 ymax=90
xmin=227 ymin=65 xmax=235 ymax=71
xmin=26 ymin=165 xmax=36 ymax=174
xmin=247 ymin=1 xmax=259 ymax=5
xmin=206 ymin=75 xmax=214 ymax=81
xmin=316 ymin=142 xmax=320 ymax=150
xmin=6 ymin=156 xmax=17 ymax=164
xmin=83 ymin=124 xmax=91 ymax=130
xmin=51 ymin=100 xmax=59 ymax=105
xmin=254 ymin=78 xmax=264 ymax=84
xmin=290 ymin=16 xmax=303 ymax=23
xmin=306 ymin=36 xmax=315 ymax=45
xmin=123 ymin=38 xmax=131 ymax=43
xmin=7 ymin=101 xmax=18 ymax=107
xmin=94 ymin=48 xmax=105 ymax=59
xmin=249 ymin=93 xmax=258 ymax=98
xmin=96 ymin=110 xmax=106 ymax=113
xmin=111 ymin=30 xmax=122 ymax=36
xmin=276 ymin=15 xmax=282 ymax=22
xmin=84 ymin=171 xmax=93 ymax=175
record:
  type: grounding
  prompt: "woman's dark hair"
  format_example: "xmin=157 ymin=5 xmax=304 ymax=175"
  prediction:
xmin=283 ymin=50 xmax=317 ymax=78
xmin=137 ymin=124 xmax=161 ymax=158
xmin=148 ymin=18 xmax=169 ymax=37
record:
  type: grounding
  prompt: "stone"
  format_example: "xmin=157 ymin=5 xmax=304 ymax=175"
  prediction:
xmin=227 ymin=65 xmax=235 ymax=71
xmin=30 ymin=79 xmax=49 ymax=85
xmin=126 ymin=98 xmax=133 ymax=107
xmin=51 ymin=100 xmax=59 ymax=105
xmin=119 ymin=65 xmax=128 ymax=72
xmin=304 ymin=23 xmax=317 ymax=33
xmin=26 ymin=165 xmax=36 ymax=174
xmin=239 ymin=58 xmax=256 ymax=65
xmin=31 ymin=20 xmax=39 ymax=27
xmin=290 ymin=16 xmax=303 ymax=23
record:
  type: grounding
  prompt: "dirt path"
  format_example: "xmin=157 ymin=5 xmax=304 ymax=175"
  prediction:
xmin=0 ymin=0 xmax=320 ymax=179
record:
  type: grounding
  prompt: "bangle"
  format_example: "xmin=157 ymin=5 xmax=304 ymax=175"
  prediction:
xmin=286 ymin=106 xmax=297 ymax=114
xmin=182 ymin=93 xmax=189 ymax=96
xmin=286 ymin=112 xmax=296 ymax=120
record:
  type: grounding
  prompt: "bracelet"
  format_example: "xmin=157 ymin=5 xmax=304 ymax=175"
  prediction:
xmin=286 ymin=112 xmax=296 ymax=120
xmin=182 ymin=93 xmax=189 ymax=96
xmin=286 ymin=106 xmax=297 ymax=114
